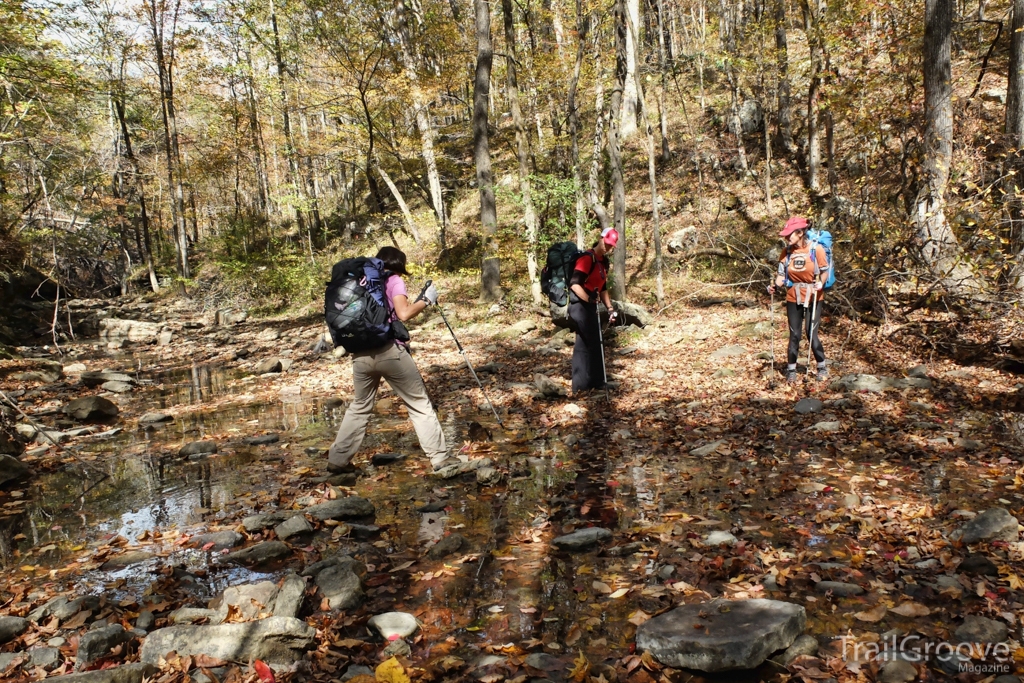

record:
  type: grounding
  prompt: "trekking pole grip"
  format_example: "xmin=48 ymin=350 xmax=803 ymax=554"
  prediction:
xmin=416 ymin=280 xmax=433 ymax=303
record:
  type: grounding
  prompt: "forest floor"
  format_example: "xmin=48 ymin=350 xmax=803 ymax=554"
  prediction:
xmin=2 ymin=287 xmax=1024 ymax=683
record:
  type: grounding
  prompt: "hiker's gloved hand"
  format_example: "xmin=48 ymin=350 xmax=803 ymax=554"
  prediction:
xmin=422 ymin=283 xmax=439 ymax=305
xmin=767 ymin=285 xmax=776 ymax=295
xmin=608 ymin=310 xmax=618 ymax=324
xmin=814 ymin=281 xmax=823 ymax=292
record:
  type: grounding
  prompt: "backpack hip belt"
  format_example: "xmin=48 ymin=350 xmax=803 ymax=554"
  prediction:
xmin=793 ymin=282 xmax=816 ymax=307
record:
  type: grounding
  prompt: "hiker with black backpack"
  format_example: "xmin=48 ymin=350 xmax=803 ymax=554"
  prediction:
xmin=768 ymin=216 xmax=830 ymax=383
xmin=324 ymin=246 xmax=457 ymax=473
xmin=568 ymin=228 xmax=619 ymax=394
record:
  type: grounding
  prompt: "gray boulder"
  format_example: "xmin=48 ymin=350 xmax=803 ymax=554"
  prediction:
xmin=191 ymin=530 xmax=244 ymax=551
xmin=666 ymin=227 xmax=698 ymax=254
xmin=139 ymin=412 xmax=171 ymax=424
xmin=0 ymin=455 xmax=30 ymax=486
xmin=273 ymin=574 xmax=306 ymax=619
xmin=99 ymin=550 xmax=155 ymax=570
xmin=99 ymin=319 xmax=161 ymax=342
xmin=879 ymin=659 xmax=917 ymax=683
xmin=63 ymin=396 xmax=119 ymax=421
xmin=275 ymin=515 xmax=313 ymax=541
xmin=954 ymin=616 xmax=1009 ymax=644
xmin=255 ymin=359 xmax=283 ymax=374
xmin=636 ymin=598 xmax=806 ymax=671
xmin=76 ymin=624 xmax=132 ymax=671
xmin=216 ymin=308 xmax=248 ymax=326
xmin=80 ymin=372 xmax=134 ymax=388
xmin=221 ymin=541 xmax=290 ymax=566
xmin=140 ymin=617 xmax=314 ymax=669
xmin=216 ymin=582 xmax=280 ymax=621
xmin=551 ymin=527 xmax=612 ymax=551
xmin=242 ymin=511 xmax=290 ymax=532
xmin=301 ymin=555 xmax=366 ymax=579
xmin=773 ymin=634 xmax=818 ymax=666
xmin=179 ymin=441 xmax=218 ymax=457
xmin=316 ymin=565 xmax=364 ymax=610
xmin=953 ymin=508 xmax=1020 ymax=544
xmin=101 ymin=381 xmax=133 ymax=394
xmin=0 ymin=616 xmax=28 ymax=644
xmin=727 ymin=100 xmax=764 ymax=135
xmin=794 ymin=398 xmax=824 ymax=415
xmin=426 ymin=534 xmax=466 ymax=560
xmin=815 ymin=581 xmax=864 ymax=597
xmin=612 ymin=300 xmax=652 ymax=328
xmin=533 ymin=373 xmax=566 ymax=398
xmin=304 ymin=497 xmax=375 ymax=521
xmin=49 ymin=663 xmax=158 ymax=683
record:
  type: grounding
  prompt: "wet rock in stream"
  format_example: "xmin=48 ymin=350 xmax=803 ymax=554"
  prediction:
xmin=178 ymin=440 xmax=218 ymax=457
xmin=304 ymin=496 xmax=375 ymax=521
xmin=76 ymin=624 xmax=132 ymax=671
xmin=316 ymin=565 xmax=364 ymax=609
xmin=63 ymin=396 xmax=119 ymax=421
xmin=190 ymin=530 xmax=244 ymax=551
xmin=636 ymin=598 xmax=806 ymax=671
xmin=244 ymin=433 xmax=280 ymax=446
xmin=275 ymin=515 xmax=313 ymax=541
xmin=551 ymin=527 xmax=613 ymax=551
xmin=99 ymin=550 xmax=155 ymax=571
xmin=220 ymin=541 xmax=290 ymax=566
xmin=951 ymin=508 xmax=1020 ymax=543
xmin=242 ymin=512 xmax=290 ymax=532
xmin=140 ymin=616 xmax=315 ymax=669
xmin=80 ymin=371 xmax=135 ymax=388
xmin=426 ymin=533 xmax=466 ymax=560
xmin=138 ymin=412 xmax=172 ymax=424
xmin=0 ymin=454 xmax=30 ymax=485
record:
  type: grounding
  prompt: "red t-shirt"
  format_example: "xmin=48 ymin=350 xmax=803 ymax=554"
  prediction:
xmin=573 ymin=251 xmax=609 ymax=295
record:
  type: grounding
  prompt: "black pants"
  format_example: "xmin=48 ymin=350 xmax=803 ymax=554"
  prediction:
xmin=786 ymin=301 xmax=825 ymax=365
xmin=569 ymin=299 xmax=605 ymax=392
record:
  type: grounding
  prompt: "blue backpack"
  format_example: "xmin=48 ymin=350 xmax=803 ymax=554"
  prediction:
xmin=325 ymin=257 xmax=396 ymax=352
xmin=785 ymin=228 xmax=835 ymax=290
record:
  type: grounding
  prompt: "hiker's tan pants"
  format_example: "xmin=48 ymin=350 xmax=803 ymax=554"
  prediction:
xmin=328 ymin=343 xmax=449 ymax=468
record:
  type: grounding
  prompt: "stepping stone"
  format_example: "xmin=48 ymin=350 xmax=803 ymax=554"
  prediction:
xmin=76 ymin=624 xmax=131 ymax=671
xmin=304 ymin=497 xmax=375 ymax=521
xmin=139 ymin=412 xmax=172 ymax=424
xmin=815 ymin=581 xmax=864 ymax=596
xmin=879 ymin=659 xmax=917 ymax=683
xmin=703 ymin=531 xmax=738 ymax=547
xmin=101 ymin=381 xmax=134 ymax=393
xmin=426 ymin=534 xmax=465 ymax=560
xmin=191 ymin=531 xmax=244 ymax=551
xmin=242 ymin=512 xmax=289 ymax=532
xmin=316 ymin=566 xmax=364 ymax=610
xmin=371 ymin=452 xmax=406 ymax=466
xmin=794 ymin=398 xmax=824 ymax=414
xmin=220 ymin=541 xmax=290 ymax=566
xmin=953 ymin=508 xmax=1020 ymax=543
xmin=140 ymin=617 xmax=314 ymax=669
xmin=255 ymin=359 xmax=282 ymax=374
xmin=636 ymin=598 xmax=806 ymax=671
xmin=100 ymin=550 xmax=155 ymax=570
xmin=811 ymin=421 xmax=841 ymax=432
xmin=244 ymin=434 xmax=280 ymax=446
xmin=551 ymin=527 xmax=612 ymax=551
xmin=179 ymin=441 xmax=218 ymax=457
xmin=63 ymin=396 xmax=119 ymax=421
xmin=954 ymin=616 xmax=1008 ymax=644
xmin=0 ymin=616 xmax=28 ymax=644
xmin=275 ymin=515 xmax=313 ymax=541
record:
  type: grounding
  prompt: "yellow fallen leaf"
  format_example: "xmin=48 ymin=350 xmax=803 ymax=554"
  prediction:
xmin=890 ymin=602 xmax=930 ymax=617
xmin=20 ymin=565 xmax=36 ymax=572
xmin=854 ymin=605 xmax=887 ymax=622
xmin=375 ymin=656 xmax=410 ymax=683
xmin=592 ymin=581 xmax=612 ymax=594
xmin=609 ymin=588 xmax=630 ymax=599
xmin=627 ymin=610 xmax=651 ymax=626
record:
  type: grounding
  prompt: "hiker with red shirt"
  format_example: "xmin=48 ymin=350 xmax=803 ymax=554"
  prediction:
xmin=568 ymin=228 xmax=619 ymax=393
xmin=768 ymin=216 xmax=829 ymax=383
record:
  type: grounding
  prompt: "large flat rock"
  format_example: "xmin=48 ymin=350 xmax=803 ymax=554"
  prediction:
xmin=139 ymin=616 xmax=315 ymax=669
xmin=48 ymin=663 xmax=157 ymax=683
xmin=637 ymin=598 xmax=806 ymax=671
xmin=551 ymin=527 xmax=612 ymax=551
xmin=304 ymin=497 xmax=375 ymax=521
xmin=0 ymin=455 xmax=30 ymax=486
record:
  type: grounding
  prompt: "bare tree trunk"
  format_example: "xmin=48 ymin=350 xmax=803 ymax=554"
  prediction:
xmin=376 ymin=163 xmax=421 ymax=244
xmin=567 ymin=4 xmax=589 ymax=245
xmin=621 ymin=0 xmax=641 ymax=138
xmin=473 ymin=0 xmax=501 ymax=300
xmin=502 ymin=0 xmax=542 ymax=303
xmin=395 ymin=0 xmax=448 ymax=248
xmin=916 ymin=0 xmax=975 ymax=289
xmin=774 ymin=0 xmax=795 ymax=153
xmin=803 ymin=0 xmax=822 ymax=193
xmin=625 ymin=10 xmax=664 ymax=303
xmin=1005 ymin=0 xmax=1024 ymax=287
xmin=244 ymin=49 xmax=271 ymax=215
xmin=269 ymin=0 xmax=307 ymax=233
xmin=146 ymin=0 xmax=189 ymax=281
xmin=656 ymin=0 xmax=671 ymax=162
xmin=609 ymin=0 xmax=628 ymax=301
xmin=588 ymin=48 xmax=611 ymax=234
xmin=114 ymin=94 xmax=159 ymax=293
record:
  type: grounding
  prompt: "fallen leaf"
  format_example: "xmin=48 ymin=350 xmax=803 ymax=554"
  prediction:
xmin=375 ymin=656 xmax=411 ymax=683
xmin=628 ymin=610 xmax=651 ymax=626
xmin=592 ymin=581 xmax=612 ymax=594
xmin=853 ymin=605 xmax=887 ymax=622
xmin=890 ymin=602 xmax=930 ymax=617
xmin=609 ymin=588 xmax=630 ymax=599
xmin=253 ymin=660 xmax=275 ymax=683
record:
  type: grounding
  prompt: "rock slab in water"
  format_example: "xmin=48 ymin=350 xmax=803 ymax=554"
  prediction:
xmin=426 ymin=534 xmax=465 ymax=560
xmin=316 ymin=566 xmax=364 ymax=610
xmin=690 ymin=440 xmax=725 ymax=457
xmin=99 ymin=319 xmax=161 ymax=341
xmin=76 ymin=624 xmax=132 ymax=671
xmin=101 ymin=381 xmax=133 ymax=394
xmin=794 ymin=398 xmax=824 ymax=414
xmin=221 ymin=541 xmax=290 ymax=566
xmin=100 ymin=550 xmax=155 ymax=570
xmin=815 ymin=581 xmax=864 ymax=597
xmin=244 ymin=434 xmax=280 ymax=446
xmin=304 ymin=497 xmax=375 ymax=521
xmin=954 ymin=616 xmax=1009 ymax=644
xmin=140 ymin=616 xmax=315 ymax=669
xmin=0 ymin=616 xmax=28 ymax=644
xmin=50 ymin=663 xmax=158 ymax=683
xmin=80 ymin=371 xmax=135 ymax=388
xmin=953 ymin=508 xmax=1020 ymax=543
xmin=179 ymin=440 xmax=218 ymax=457
xmin=139 ymin=412 xmax=171 ymax=424
xmin=636 ymin=598 xmax=806 ymax=671
xmin=256 ymin=359 xmax=283 ymax=374
xmin=192 ymin=530 xmax=244 ymax=551
xmin=275 ymin=515 xmax=313 ymax=541
xmin=551 ymin=527 xmax=612 ymax=551
xmin=63 ymin=396 xmax=119 ymax=421
xmin=0 ymin=455 xmax=30 ymax=485
xmin=243 ymin=512 xmax=290 ymax=532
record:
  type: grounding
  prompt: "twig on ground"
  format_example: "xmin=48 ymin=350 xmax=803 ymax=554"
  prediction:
xmin=656 ymin=279 xmax=761 ymax=317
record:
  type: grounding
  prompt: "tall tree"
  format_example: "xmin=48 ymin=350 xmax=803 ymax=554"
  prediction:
xmin=774 ymin=0 xmax=795 ymax=153
xmin=1005 ymin=0 xmax=1024 ymax=287
xmin=608 ymin=0 xmax=628 ymax=301
xmin=502 ymin=0 xmax=541 ymax=303
xmin=916 ymin=0 xmax=973 ymax=289
xmin=620 ymin=0 xmax=641 ymax=137
xmin=473 ymin=0 xmax=501 ymax=300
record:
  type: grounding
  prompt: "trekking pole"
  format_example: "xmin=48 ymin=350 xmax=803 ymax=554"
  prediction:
xmin=768 ymin=286 xmax=776 ymax=389
xmin=806 ymin=287 xmax=818 ymax=381
xmin=597 ymin=309 xmax=610 ymax=402
xmin=431 ymin=296 xmax=504 ymax=426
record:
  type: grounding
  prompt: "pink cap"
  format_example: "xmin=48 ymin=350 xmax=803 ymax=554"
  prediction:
xmin=779 ymin=216 xmax=808 ymax=237
xmin=601 ymin=228 xmax=619 ymax=247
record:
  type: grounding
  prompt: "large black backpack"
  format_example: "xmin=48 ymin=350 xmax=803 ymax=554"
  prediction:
xmin=324 ymin=257 xmax=395 ymax=353
xmin=541 ymin=242 xmax=593 ymax=306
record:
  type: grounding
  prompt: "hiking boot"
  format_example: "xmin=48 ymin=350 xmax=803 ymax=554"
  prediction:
xmin=786 ymin=369 xmax=798 ymax=384
xmin=327 ymin=461 xmax=358 ymax=474
xmin=431 ymin=456 xmax=462 ymax=472
xmin=816 ymin=365 xmax=830 ymax=381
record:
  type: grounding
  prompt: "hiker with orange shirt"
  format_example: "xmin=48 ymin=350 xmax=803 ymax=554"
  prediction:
xmin=768 ymin=217 xmax=829 ymax=383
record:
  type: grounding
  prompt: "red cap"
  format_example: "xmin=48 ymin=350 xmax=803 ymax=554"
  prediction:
xmin=779 ymin=216 xmax=808 ymax=237
xmin=601 ymin=228 xmax=619 ymax=247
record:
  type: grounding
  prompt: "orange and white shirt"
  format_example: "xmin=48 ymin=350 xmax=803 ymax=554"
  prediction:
xmin=778 ymin=243 xmax=827 ymax=304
